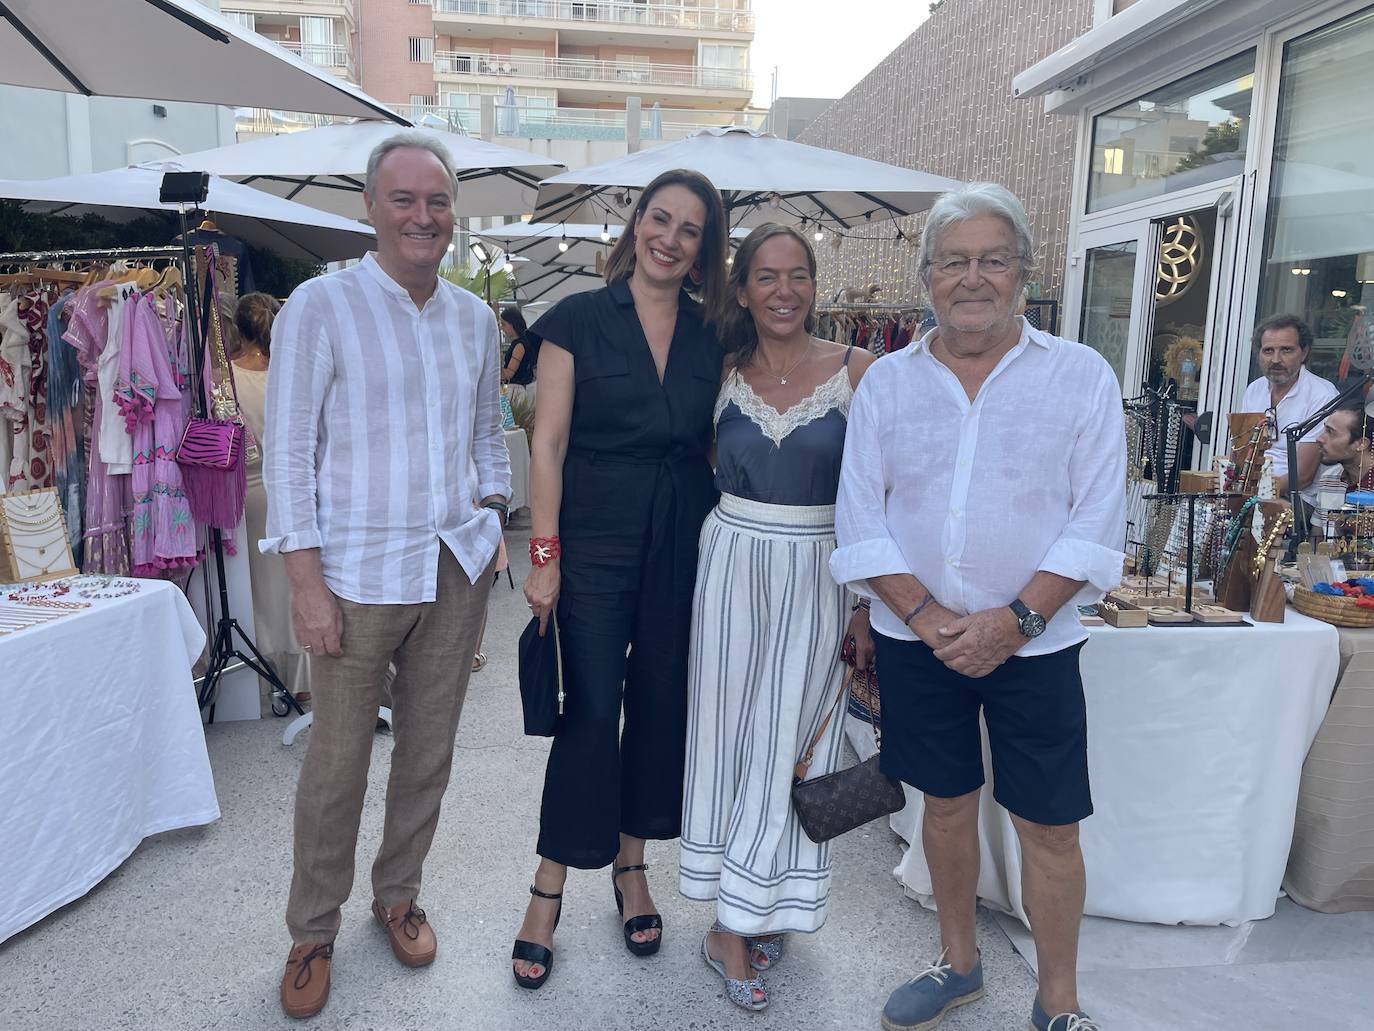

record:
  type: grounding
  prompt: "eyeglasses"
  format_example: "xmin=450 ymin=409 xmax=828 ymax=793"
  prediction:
xmin=927 ymin=254 xmax=1022 ymax=278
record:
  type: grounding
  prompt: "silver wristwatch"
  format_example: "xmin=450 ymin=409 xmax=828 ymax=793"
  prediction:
xmin=1009 ymin=598 xmax=1046 ymax=638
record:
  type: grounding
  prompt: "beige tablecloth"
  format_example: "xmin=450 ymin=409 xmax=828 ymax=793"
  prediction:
xmin=1282 ymin=624 xmax=1374 ymax=912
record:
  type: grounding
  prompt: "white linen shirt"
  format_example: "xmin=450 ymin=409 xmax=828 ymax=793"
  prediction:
xmin=830 ymin=320 xmax=1126 ymax=656
xmin=1238 ymin=367 xmax=1339 ymax=506
xmin=260 ymin=253 xmax=511 ymax=604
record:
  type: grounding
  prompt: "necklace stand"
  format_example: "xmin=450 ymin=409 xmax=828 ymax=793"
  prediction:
xmin=0 ymin=488 xmax=80 ymax=584
xmin=1142 ymin=489 xmax=1248 ymax=625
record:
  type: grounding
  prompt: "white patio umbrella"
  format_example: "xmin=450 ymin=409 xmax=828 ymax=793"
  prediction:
xmin=0 ymin=166 xmax=375 ymax=262
xmin=533 ymin=126 xmax=963 ymax=232
xmin=476 ymin=220 xmax=750 ymax=305
xmin=0 ymin=0 xmax=406 ymax=123
xmin=151 ymin=123 xmax=566 ymax=220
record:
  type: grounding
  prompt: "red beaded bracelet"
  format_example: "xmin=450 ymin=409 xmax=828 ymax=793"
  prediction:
xmin=529 ymin=536 xmax=562 ymax=566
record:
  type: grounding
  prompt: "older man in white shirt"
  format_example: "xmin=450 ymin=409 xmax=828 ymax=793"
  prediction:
xmin=262 ymin=132 xmax=510 ymax=1019
xmin=832 ymin=184 xmax=1123 ymax=1031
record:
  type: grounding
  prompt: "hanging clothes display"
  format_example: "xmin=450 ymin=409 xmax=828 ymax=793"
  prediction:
xmin=0 ymin=288 xmax=55 ymax=491
xmin=815 ymin=304 xmax=925 ymax=358
xmin=1 ymin=251 xmax=201 ymax=578
xmin=46 ymin=290 xmax=85 ymax=564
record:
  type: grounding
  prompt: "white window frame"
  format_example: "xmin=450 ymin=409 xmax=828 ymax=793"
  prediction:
xmin=409 ymin=36 xmax=434 ymax=63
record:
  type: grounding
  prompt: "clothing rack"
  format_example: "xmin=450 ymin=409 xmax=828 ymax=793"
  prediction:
xmin=816 ymin=301 xmax=923 ymax=313
xmin=0 ymin=241 xmax=299 ymax=720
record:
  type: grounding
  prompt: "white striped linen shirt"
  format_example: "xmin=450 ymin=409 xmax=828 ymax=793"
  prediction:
xmin=260 ymin=253 xmax=511 ymax=604
xmin=830 ymin=319 xmax=1126 ymax=656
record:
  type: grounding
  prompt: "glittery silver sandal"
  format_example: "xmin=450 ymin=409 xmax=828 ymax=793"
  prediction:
xmin=748 ymin=935 xmax=783 ymax=972
xmin=702 ymin=925 xmax=767 ymax=1011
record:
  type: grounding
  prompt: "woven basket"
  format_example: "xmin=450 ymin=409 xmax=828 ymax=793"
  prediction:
xmin=1292 ymin=585 xmax=1374 ymax=628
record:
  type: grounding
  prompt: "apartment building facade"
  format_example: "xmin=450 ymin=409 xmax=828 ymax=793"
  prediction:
xmin=224 ymin=0 xmax=757 ymax=141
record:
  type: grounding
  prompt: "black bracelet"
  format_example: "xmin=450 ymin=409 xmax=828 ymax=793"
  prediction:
xmin=483 ymin=500 xmax=509 ymax=519
xmin=851 ymin=598 xmax=870 ymax=612
xmin=902 ymin=594 xmax=934 ymax=628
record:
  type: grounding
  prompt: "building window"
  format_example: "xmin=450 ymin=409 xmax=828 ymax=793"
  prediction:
xmin=223 ymin=10 xmax=255 ymax=32
xmin=409 ymin=36 xmax=434 ymax=63
xmin=1087 ymin=50 xmax=1255 ymax=214
xmin=699 ymin=42 xmax=748 ymax=89
xmin=1253 ymin=6 xmax=1374 ymax=385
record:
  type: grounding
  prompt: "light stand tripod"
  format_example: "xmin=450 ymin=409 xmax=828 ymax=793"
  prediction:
xmin=160 ymin=171 xmax=304 ymax=722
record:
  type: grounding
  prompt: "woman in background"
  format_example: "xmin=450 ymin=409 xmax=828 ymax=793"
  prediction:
xmin=500 ymin=306 xmax=539 ymax=408
xmin=233 ymin=292 xmax=311 ymax=709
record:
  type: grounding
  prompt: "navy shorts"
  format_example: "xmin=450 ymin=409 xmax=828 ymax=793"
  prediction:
xmin=873 ymin=633 xmax=1092 ymax=827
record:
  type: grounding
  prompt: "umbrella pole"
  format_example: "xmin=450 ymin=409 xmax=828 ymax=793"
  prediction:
xmin=173 ymin=201 xmax=302 ymax=724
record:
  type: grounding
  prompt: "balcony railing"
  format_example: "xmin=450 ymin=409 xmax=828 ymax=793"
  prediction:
xmin=234 ymin=107 xmax=337 ymax=136
xmin=226 ymin=0 xmax=356 ymax=20
xmin=434 ymin=51 xmax=752 ymax=91
xmin=397 ymin=101 xmax=768 ymax=141
xmin=432 ymin=0 xmax=753 ymax=34
xmin=272 ymin=39 xmax=357 ymax=80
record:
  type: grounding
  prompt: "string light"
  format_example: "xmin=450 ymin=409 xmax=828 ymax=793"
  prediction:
xmin=813 ymin=228 xmax=825 ymax=242
xmin=558 ymin=234 xmax=569 ymax=253
xmin=600 ymin=224 xmax=611 ymax=243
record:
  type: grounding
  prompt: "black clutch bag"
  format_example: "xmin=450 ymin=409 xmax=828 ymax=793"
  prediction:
xmin=517 ymin=613 xmax=564 ymax=737
xmin=791 ymin=669 xmax=906 ymax=843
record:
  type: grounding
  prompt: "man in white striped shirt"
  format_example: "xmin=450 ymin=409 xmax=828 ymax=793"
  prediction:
xmin=262 ymin=133 xmax=511 ymax=1019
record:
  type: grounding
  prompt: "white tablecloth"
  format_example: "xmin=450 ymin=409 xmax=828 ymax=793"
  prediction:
xmin=0 ymin=579 xmax=219 ymax=943
xmin=857 ymin=612 xmax=1338 ymax=927
xmin=505 ymin=427 xmax=530 ymax=512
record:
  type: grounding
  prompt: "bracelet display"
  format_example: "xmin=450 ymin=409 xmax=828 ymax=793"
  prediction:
xmin=529 ymin=535 xmax=561 ymax=566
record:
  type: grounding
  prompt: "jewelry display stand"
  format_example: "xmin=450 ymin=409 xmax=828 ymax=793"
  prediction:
xmin=0 ymin=487 xmax=79 ymax=584
xmin=1140 ymin=489 xmax=1248 ymax=625
xmin=1250 ymin=501 xmax=1290 ymax=624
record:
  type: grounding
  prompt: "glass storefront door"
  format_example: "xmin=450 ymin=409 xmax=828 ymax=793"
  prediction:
xmin=1070 ymin=177 xmax=1248 ymax=464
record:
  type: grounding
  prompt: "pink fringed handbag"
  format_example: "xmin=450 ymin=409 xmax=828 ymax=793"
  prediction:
xmin=175 ymin=248 xmax=250 ymax=529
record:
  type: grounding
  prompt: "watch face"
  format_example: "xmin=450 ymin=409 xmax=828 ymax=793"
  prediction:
xmin=1022 ymin=613 xmax=1047 ymax=637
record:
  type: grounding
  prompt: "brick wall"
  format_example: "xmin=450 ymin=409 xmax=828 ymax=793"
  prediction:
xmin=358 ymin=0 xmax=438 ymax=102
xmin=796 ymin=0 xmax=1095 ymax=303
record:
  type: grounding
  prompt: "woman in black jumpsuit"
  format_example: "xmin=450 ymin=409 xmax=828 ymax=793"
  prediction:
xmin=511 ymin=170 xmax=729 ymax=989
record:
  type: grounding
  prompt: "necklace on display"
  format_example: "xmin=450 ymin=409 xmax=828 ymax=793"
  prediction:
xmin=758 ymin=341 xmax=813 ymax=386
xmin=74 ymin=577 xmax=141 ymax=600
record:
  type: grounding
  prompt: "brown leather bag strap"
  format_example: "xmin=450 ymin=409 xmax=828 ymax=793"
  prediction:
xmin=794 ymin=667 xmax=854 ymax=782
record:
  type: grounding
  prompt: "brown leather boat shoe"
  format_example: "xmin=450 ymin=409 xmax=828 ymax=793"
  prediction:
xmin=372 ymin=898 xmax=437 ymax=967
xmin=280 ymin=941 xmax=333 ymax=1019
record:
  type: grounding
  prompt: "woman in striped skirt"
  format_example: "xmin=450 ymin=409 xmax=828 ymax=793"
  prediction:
xmin=680 ymin=224 xmax=876 ymax=1011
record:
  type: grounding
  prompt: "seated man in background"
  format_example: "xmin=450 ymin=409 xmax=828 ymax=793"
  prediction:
xmin=1316 ymin=400 xmax=1374 ymax=491
xmin=1237 ymin=314 xmax=1337 ymax=504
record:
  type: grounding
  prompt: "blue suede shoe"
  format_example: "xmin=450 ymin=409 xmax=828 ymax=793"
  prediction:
xmin=1030 ymin=996 xmax=1100 ymax=1031
xmin=880 ymin=949 xmax=984 ymax=1031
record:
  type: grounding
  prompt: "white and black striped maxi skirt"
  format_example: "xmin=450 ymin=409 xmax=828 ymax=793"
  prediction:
xmin=679 ymin=493 xmax=849 ymax=935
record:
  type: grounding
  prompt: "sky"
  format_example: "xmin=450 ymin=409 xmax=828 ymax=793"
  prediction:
xmin=748 ymin=0 xmax=932 ymax=108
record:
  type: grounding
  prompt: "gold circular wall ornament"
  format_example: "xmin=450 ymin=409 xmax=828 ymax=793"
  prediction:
xmin=1156 ymin=216 xmax=1205 ymax=305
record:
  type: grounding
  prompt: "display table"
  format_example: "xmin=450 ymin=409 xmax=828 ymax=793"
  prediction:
xmin=1283 ymin=624 xmax=1374 ymax=912
xmin=854 ymin=612 xmax=1338 ymax=928
xmin=0 ymin=579 xmax=220 ymax=943
xmin=505 ymin=426 xmax=530 ymax=512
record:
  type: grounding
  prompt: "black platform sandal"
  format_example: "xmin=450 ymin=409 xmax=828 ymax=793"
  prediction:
xmin=511 ymin=885 xmax=562 ymax=990
xmin=611 ymin=863 xmax=663 ymax=957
